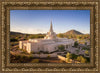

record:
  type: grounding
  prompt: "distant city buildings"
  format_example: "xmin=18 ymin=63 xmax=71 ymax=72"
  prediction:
xmin=19 ymin=21 xmax=75 ymax=53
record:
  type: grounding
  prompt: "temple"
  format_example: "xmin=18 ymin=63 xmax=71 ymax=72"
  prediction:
xmin=44 ymin=21 xmax=56 ymax=40
xmin=19 ymin=21 xmax=75 ymax=53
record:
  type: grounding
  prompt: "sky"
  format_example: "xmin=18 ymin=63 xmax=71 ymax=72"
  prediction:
xmin=10 ymin=10 xmax=90 ymax=34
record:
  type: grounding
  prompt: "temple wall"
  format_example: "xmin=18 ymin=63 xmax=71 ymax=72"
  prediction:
xmin=19 ymin=38 xmax=75 ymax=54
xmin=19 ymin=41 xmax=22 ymax=49
xmin=26 ymin=43 xmax=31 ymax=53
xmin=19 ymin=41 xmax=27 ymax=49
xmin=31 ymin=43 xmax=39 ymax=52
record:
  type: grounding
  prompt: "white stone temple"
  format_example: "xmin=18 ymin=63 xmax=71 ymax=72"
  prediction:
xmin=19 ymin=21 xmax=75 ymax=53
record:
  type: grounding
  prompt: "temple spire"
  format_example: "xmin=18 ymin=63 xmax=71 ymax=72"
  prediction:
xmin=44 ymin=21 xmax=56 ymax=39
xmin=50 ymin=21 xmax=53 ymax=32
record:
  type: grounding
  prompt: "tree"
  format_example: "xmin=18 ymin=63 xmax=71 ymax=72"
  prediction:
xmin=78 ymin=36 xmax=82 ymax=39
xmin=85 ymin=50 xmax=89 ymax=55
xmin=29 ymin=35 xmax=35 ymax=39
xmin=57 ymin=33 xmax=64 ymax=38
xmin=81 ymin=57 xmax=86 ymax=63
xmin=82 ymin=47 xmax=90 ymax=50
xmin=85 ymin=42 xmax=87 ymax=45
xmin=74 ymin=41 xmax=78 ymax=48
xmin=31 ymin=51 xmax=34 ymax=54
xmin=66 ymin=52 xmax=72 ymax=58
xmin=47 ymin=54 xmax=50 ymax=58
xmin=66 ymin=52 xmax=72 ymax=62
xmin=58 ymin=45 xmax=65 ymax=51
xmin=71 ymin=54 xmax=78 ymax=59
xmin=10 ymin=38 xmax=18 ymax=42
xmin=76 ymin=56 xmax=86 ymax=63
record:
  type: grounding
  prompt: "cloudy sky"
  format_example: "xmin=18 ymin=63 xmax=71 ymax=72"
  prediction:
xmin=10 ymin=10 xmax=90 ymax=34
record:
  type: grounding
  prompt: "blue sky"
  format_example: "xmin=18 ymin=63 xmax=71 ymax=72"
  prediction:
xmin=10 ymin=10 xmax=90 ymax=34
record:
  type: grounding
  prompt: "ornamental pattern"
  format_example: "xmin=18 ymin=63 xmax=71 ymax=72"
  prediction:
xmin=1 ymin=2 xmax=98 ymax=72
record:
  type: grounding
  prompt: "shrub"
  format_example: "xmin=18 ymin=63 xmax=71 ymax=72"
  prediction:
xmin=31 ymin=51 xmax=34 ymax=54
xmin=85 ymin=42 xmax=87 ymax=45
xmin=22 ymin=55 xmax=27 ymax=59
xmin=66 ymin=53 xmax=72 ymax=62
xmin=71 ymin=54 xmax=78 ymax=59
xmin=81 ymin=57 xmax=86 ymax=63
xmin=47 ymin=55 xmax=50 ymax=58
xmin=57 ymin=33 xmax=64 ymax=38
xmin=26 ymin=55 xmax=33 ymax=59
xmin=85 ymin=57 xmax=90 ymax=63
xmin=37 ymin=52 xmax=40 ymax=54
xmin=58 ymin=45 xmax=65 ymax=51
xmin=15 ymin=55 xmax=21 ymax=59
xmin=31 ymin=59 xmax=39 ymax=63
xmin=82 ymin=47 xmax=90 ymax=50
xmin=40 ymin=51 xmax=43 ymax=52
xmin=76 ymin=56 xmax=86 ymax=63
xmin=44 ymin=51 xmax=49 ymax=54
xmin=74 ymin=41 xmax=78 ymax=47
xmin=85 ymin=50 xmax=89 ymax=55
xmin=66 ymin=52 xmax=72 ymax=59
xmin=10 ymin=38 xmax=18 ymax=42
xmin=22 ymin=49 xmax=28 ymax=54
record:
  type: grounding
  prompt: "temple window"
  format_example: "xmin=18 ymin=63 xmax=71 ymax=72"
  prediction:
xmin=66 ymin=45 xmax=68 ymax=48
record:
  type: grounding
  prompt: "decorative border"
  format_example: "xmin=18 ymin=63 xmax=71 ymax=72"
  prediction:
xmin=1 ymin=2 xmax=98 ymax=72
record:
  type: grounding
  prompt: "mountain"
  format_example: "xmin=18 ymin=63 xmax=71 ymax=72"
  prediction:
xmin=10 ymin=31 xmax=46 ymax=35
xmin=65 ymin=30 xmax=83 ymax=35
xmin=10 ymin=31 xmax=23 ymax=35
